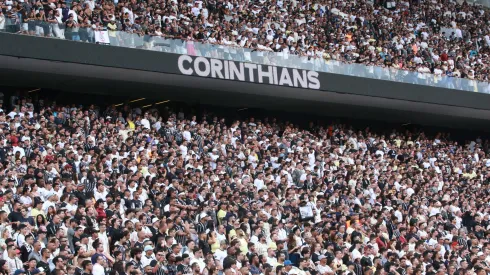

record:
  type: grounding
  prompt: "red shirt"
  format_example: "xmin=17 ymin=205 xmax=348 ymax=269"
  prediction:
xmin=376 ymin=237 xmax=388 ymax=248
xmin=10 ymin=135 xmax=18 ymax=147
xmin=44 ymin=155 xmax=55 ymax=163
xmin=440 ymin=53 xmax=448 ymax=62
xmin=96 ymin=207 xmax=107 ymax=219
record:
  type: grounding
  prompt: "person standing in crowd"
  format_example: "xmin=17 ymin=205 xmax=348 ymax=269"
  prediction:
xmin=6 ymin=245 xmax=23 ymax=274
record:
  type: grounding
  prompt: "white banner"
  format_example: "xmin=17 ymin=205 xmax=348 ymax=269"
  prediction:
xmin=94 ymin=30 xmax=110 ymax=45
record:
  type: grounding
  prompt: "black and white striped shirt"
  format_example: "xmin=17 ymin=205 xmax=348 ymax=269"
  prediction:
xmin=85 ymin=143 xmax=95 ymax=152
xmin=154 ymin=263 xmax=168 ymax=275
xmin=164 ymin=127 xmax=175 ymax=142
xmin=174 ymin=223 xmax=187 ymax=245
xmin=177 ymin=264 xmax=191 ymax=274
xmin=196 ymin=222 xmax=206 ymax=234
xmin=386 ymin=219 xmax=397 ymax=239
xmin=194 ymin=134 xmax=203 ymax=151
xmin=457 ymin=236 xmax=468 ymax=249
xmin=115 ymin=241 xmax=127 ymax=261
xmin=354 ymin=262 xmax=363 ymax=275
xmin=167 ymin=264 xmax=177 ymax=275
xmin=24 ymin=146 xmax=33 ymax=160
xmin=144 ymin=214 xmax=152 ymax=225
xmin=84 ymin=178 xmax=97 ymax=194
xmin=129 ymin=260 xmax=144 ymax=273
xmin=175 ymin=132 xmax=183 ymax=144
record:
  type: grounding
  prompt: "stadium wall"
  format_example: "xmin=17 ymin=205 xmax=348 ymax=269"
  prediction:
xmin=1 ymin=32 xmax=490 ymax=129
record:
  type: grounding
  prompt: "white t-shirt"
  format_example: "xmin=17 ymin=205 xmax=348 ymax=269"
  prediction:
xmin=94 ymin=190 xmax=108 ymax=202
xmin=254 ymin=178 xmax=265 ymax=190
xmin=267 ymin=256 xmax=278 ymax=266
xmin=7 ymin=256 xmax=23 ymax=274
xmin=140 ymin=118 xmax=150 ymax=129
xmin=190 ymin=258 xmax=205 ymax=272
xmin=317 ymin=264 xmax=334 ymax=274
xmin=214 ymin=249 xmax=227 ymax=265
xmin=192 ymin=6 xmax=200 ymax=16
xmin=15 ymin=233 xmax=25 ymax=247
xmin=183 ymin=131 xmax=192 ymax=142
xmin=141 ymin=254 xmax=155 ymax=267
xmin=351 ymin=248 xmax=362 ymax=261
xmin=427 ymin=238 xmax=438 ymax=248
xmin=7 ymin=111 xmax=16 ymax=118
xmin=92 ymin=263 xmax=105 ymax=275
xmin=216 ymin=233 xmax=226 ymax=243
xmin=42 ymin=200 xmax=56 ymax=213
xmin=179 ymin=144 xmax=188 ymax=156
xmin=66 ymin=203 xmax=78 ymax=214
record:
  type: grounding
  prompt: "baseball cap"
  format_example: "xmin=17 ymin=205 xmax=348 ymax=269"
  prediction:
xmin=284 ymin=260 xmax=293 ymax=266
xmin=144 ymin=245 xmax=153 ymax=252
xmin=14 ymin=270 xmax=26 ymax=275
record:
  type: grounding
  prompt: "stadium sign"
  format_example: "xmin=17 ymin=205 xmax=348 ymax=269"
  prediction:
xmin=177 ymin=55 xmax=320 ymax=90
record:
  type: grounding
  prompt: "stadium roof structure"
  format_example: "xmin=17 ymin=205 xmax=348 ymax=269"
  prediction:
xmin=1 ymin=32 xmax=490 ymax=130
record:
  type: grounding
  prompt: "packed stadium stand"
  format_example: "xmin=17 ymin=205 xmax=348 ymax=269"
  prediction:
xmin=2 ymin=0 xmax=490 ymax=274
xmin=0 ymin=85 xmax=487 ymax=275
xmin=4 ymin=0 xmax=490 ymax=83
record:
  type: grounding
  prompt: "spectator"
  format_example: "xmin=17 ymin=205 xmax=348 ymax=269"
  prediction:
xmin=5 ymin=245 xmax=23 ymax=275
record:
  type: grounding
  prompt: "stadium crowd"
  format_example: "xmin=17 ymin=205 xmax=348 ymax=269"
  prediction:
xmin=0 ymin=95 xmax=487 ymax=275
xmin=2 ymin=0 xmax=490 ymax=81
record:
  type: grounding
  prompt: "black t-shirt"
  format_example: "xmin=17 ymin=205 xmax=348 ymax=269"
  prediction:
xmin=223 ymin=256 xmax=236 ymax=269
xmin=74 ymin=191 xmax=88 ymax=207
xmin=134 ymin=241 xmax=144 ymax=248
xmin=73 ymin=267 xmax=83 ymax=275
xmin=150 ymin=230 xmax=166 ymax=246
xmin=20 ymin=216 xmax=35 ymax=226
xmin=361 ymin=256 xmax=373 ymax=267
xmin=312 ymin=252 xmax=321 ymax=263
xmin=8 ymin=210 xmax=22 ymax=222
xmin=199 ymin=239 xmax=211 ymax=256
xmin=105 ymin=209 xmax=115 ymax=218
xmin=103 ymin=179 xmax=114 ymax=188
xmin=130 ymin=199 xmax=142 ymax=209
xmin=8 ymin=211 xmax=23 ymax=230
xmin=37 ymin=261 xmax=50 ymax=274
xmin=20 ymin=244 xmax=32 ymax=262
xmin=72 ymin=236 xmax=81 ymax=254
xmin=107 ymin=227 xmax=122 ymax=244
